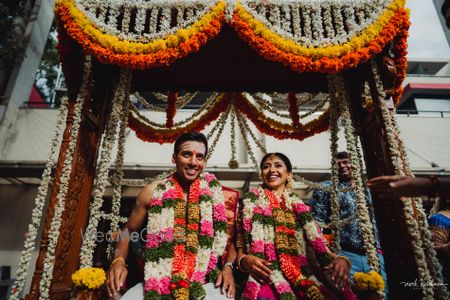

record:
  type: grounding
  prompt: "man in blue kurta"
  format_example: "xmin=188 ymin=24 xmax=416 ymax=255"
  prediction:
xmin=311 ymin=151 xmax=387 ymax=293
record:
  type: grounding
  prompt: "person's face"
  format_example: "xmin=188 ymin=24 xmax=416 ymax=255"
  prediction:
xmin=172 ymin=141 xmax=206 ymax=184
xmin=261 ymin=155 xmax=292 ymax=194
xmin=337 ymin=158 xmax=352 ymax=182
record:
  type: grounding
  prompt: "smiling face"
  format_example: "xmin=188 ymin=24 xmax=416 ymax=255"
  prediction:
xmin=337 ymin=158 xmax=353 ymax=182
xmin=172 ymin=141 xmax=206 ymax=185
xmin=261 ymin=154 xmax=292 ymax=195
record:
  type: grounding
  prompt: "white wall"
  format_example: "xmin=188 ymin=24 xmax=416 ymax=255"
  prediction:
xmin=4 ymin=108 xmax=450 ymax=172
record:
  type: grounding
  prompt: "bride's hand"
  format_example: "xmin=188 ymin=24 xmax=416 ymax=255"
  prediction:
xmin=240 ymin=255 xmax=272 ymax=284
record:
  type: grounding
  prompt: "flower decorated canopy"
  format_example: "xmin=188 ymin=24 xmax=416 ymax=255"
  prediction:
xmin=55 ymin=0 xmax=409 ymax=103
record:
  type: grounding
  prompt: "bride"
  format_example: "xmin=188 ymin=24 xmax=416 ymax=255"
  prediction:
xmin=235 ymin=153 xmax=357 ymax=300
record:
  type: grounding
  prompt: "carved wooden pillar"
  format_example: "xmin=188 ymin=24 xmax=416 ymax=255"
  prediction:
xmin=25 ymin=61 xmax=120 ymax=300
xmin=343 ymin=63 xmax=421 ymax=299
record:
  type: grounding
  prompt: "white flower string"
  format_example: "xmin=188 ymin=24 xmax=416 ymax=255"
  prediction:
xmin=310 ymin=5 xmax=324 ymax=44
xmin=331 ymin=3 xmax=345 ymax=37
xmin=228 ymin=107 xmax=239 ymax=169
xmin=248 ymin=92 xmax=328 ymax=120
xmin=301 ymin=4 xmax=312 ymax=40
xmin=268 ymin=4 xmax=282 ymax=29
xmin=235 ymin=109 xmax=259 ymax=168
xmin=39 ymin=55 xmax=93 ymax=299
xmin=327 ymin=79 xmax=342 ymax=253
xmin=99 ymin=211 xmax=128 ymax=224
xmin=291 ymin=4 xmax=302 ymax=37
xmin=132 ymin=93 xmax=166 ymax=112
xmin=160 ymin=6 xmax=172 ymax=33
xmin=281 ymin=4 xmax=292 ymax=34
xmin=329 ymin=73 xmax=380 ymax=273
xmin=134 ymin=3 xmax=147 ymax=35
xmin=148 ymin=6 xmax=159 ymax=35
xmin=343 ymin=6 xmax=356 ymax=32
xmin=235 ymin=110 xmax=267 ymax=156
xmin=370 ymin=61 xmax=447 ymax=299
xmin=79 ymin=68 xmax=133 ymax=268
xmin=176 ymin=6 xmax=185 ymax=25
xmin=106 ymin=87 xmax=131 ymax=260
xmin=322 ymin=3 xmax=334 ymax=39
xmin=10 ymin=97 xmax=69 ymax=300
xmin=130 ymin=92 xmax=220 ymax=129
xmin=122 ymin=3 xmax=132 ymax=35
xmin=206 ymin=107 xmax=231 ymax=161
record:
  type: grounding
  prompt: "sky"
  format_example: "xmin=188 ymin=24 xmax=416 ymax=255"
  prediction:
xmin=406 ymin=0 xmax=450 ymax=60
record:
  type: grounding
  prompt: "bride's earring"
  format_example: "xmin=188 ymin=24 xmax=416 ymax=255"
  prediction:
xmin=286 ymin=177 xmax=293 ymax=191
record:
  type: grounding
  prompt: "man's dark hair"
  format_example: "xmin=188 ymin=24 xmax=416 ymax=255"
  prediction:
xmin=336 ymin=151 xmax=349 ymax=160
xmin=174 ymin=132 xmax=208 ymax=156
xmin=260 ymin=152 xmax=293 ymax=172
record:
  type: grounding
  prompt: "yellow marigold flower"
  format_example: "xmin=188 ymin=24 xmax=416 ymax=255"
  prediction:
xmin=71 ymin=267 xmax=106 ymax=290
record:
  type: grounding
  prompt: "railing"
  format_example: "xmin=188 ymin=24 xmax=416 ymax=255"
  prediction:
xmin=396 ymin=110 xmax=450 ymax=117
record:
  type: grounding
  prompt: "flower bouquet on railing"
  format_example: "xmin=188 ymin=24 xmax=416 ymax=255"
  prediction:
xmin=72 ymin=267 xmax=106 ymax=300
xmin=352 ymin=271 xmax=385 ymax=300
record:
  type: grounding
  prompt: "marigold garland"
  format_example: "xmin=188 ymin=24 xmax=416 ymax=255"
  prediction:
xmin=391 ymin=9 xmax=410 ymax=106
xmin=231 ymin=5 xmax=410 ymax=74
xmin=234 ymin=0 xmax=405 ymax=59
xmin=128 ymin=93 xmax=330 ymax=143
xmin=55 ymin=1 xmax=225 ymax=69
xmin=56 ymin=21 xmax=84 ymax=98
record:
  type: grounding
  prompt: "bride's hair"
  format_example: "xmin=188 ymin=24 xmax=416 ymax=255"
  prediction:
xmin=260 ymin=152 xmax=292 ymax=172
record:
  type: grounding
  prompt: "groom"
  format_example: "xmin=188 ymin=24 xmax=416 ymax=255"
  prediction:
xmin=107 ymin=132 xmax=236 ymax=299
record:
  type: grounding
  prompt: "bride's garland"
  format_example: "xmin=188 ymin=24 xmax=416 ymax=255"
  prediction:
xmin=144 ymin=173 xmax=228 ymax=299
xmin=242 ymin=186 xmax=355 ymax=300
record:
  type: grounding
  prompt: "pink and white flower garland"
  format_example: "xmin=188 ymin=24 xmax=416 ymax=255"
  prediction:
xmin=144 ymin=172 xmax=228 ymax=299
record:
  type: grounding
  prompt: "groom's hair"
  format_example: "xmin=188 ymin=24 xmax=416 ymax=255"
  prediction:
xmin=174 ymin=132 xmax=208 ymax=156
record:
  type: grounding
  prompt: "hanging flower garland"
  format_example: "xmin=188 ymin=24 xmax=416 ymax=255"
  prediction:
xmin=326 ymin=81 xmax=342 ymax=253
xmin=231 ymin=2 xmax=409 ymax=74
xmin=390 ymin=9 xmax=410 ymax=106
xmin=55 ymin=0 xmax=226 ymax=69
xmin=129 ymin=92 xmax=330 ymax=143
xmin=10 ymin=97 xmax=69 ymax=300
xmin=144 ymin=173 xmax=228 ymax=299
xmin=56 ymin=22 xmax=84 ymax=98
xmin=241 ymin=186 xmax=356 ymax=300
xmin=235 ymin=93 xmax=330 ymax=141
xmin=166 ymin=92 xmax=177 ymax=128
xmin=228 ymin=108 xmax=239 ymax=169
xmin=106 ymin=90 xmax=131 ymax=260
xmin=38 ymin=55 xmax=93 ymax=300
xmin=329 ymin=74 xmax=381 ymax=274
xmin=370 ymin=61 xmax=448 ymax=298
xmin=288 ymin=92 xmax=300 ymax=127
xmin=206 ymin=107 xmax=232 ymax=161
xmin=153 ymin=92 xmax=199 ymax=109
xmin=79 ymin=68 xmax=133 ymax=268
xmin=128 ymin=93 xmax=231 ymax=143
xmin=388 ymin=113 xmax=446 ymax=299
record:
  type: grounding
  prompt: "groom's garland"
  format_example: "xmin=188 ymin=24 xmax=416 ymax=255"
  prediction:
xmin=144 ymin=173 xmax=228 ymax=299
xmin=241 ymin=186 xmax=342 ymax=300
